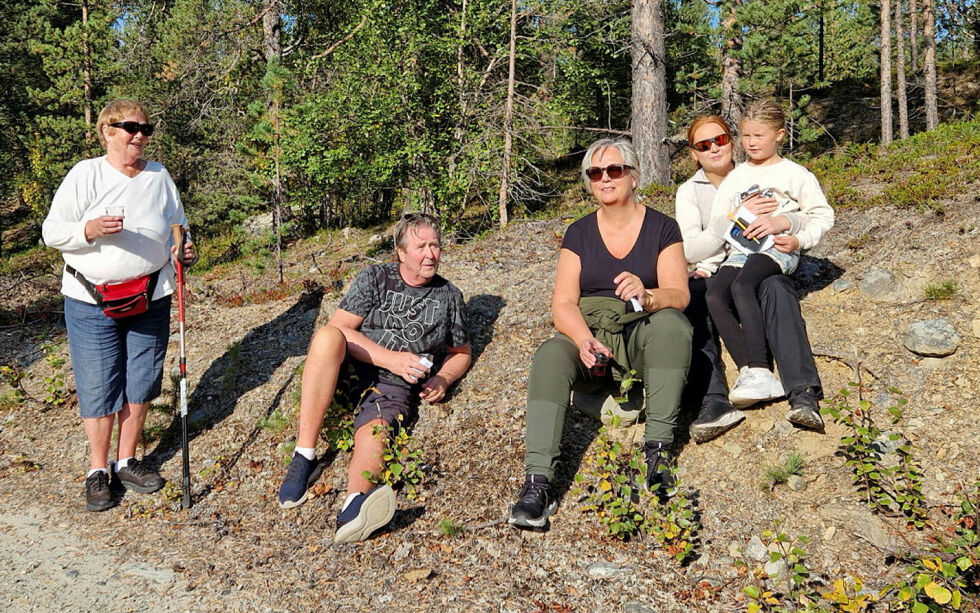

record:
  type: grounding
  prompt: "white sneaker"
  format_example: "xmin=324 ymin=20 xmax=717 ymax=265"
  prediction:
xmin=729 ymin=367 xmax=784 ymax=409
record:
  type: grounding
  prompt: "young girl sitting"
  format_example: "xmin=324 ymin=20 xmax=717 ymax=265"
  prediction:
xmin=705 ymin=99 xmax=834 ymax=427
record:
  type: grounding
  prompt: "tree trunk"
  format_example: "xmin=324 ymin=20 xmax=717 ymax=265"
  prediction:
xmin=922 ymin=0 xmax=938 ymax=130
xmin=720 ymin=0 xmax=744 ymax=133
xmin=81 ymin=0 xmax=93 ymax=140
xmin=880 ymin=0 xmax=893 ymax=145
xmin=909 ymin=0 xmax=919 ymax=72
xmin=895 ymin=0 xmax=909 ymax=139
xmin=496 ymin=0 xmax=516 ymax=227
xmin=631 ymin=0 xmax=669 ymax=187
xmin=818 ymin=0 xmax=825 ymax=83
xmin=263 ymin=0 xmax=284 ymax=282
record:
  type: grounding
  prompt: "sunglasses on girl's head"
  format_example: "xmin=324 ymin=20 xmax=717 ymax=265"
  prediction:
xmin=691 ymin=133 xmax=731 ymax=152
xmin=585 ymin=164 xmax=633 ymax=181
xmin=110 ymin=121 xmax=155 ymax=136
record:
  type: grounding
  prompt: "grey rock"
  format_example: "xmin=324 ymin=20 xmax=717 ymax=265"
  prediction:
xmin=572 ymin=384 xmax=644 ymax=426
xmin=904 ymin=319 xmax=961 ymax=357
xmin=745 ymin=536 xmax=768 ymax=562
xmin=786 ymin=475 xmax=807 ymax=492
xmin=63 ymin=569 xmax=79 ymax=579
xmin=871 ymin=432 xmax=907 ymax=456
xmin=860 ymin=269 xmax=901 ymax=302
xmin=832 ymin=279 xmax=854 ymax=293
xmin=919 ymin=357 xmax=945 ymax=370
xmin=764 ymin=558 xmax=789 ymax=582
xmin=623 ymin=603 xmax=658 ymax=613
xmin=817 ymin=503 xmax=899 ymax=551
xmin=587 ymin=561 xmax=630 ymax=579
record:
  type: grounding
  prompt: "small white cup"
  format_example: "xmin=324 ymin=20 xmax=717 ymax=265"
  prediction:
xmin=105 ymin=205 xmax=125 ymax=218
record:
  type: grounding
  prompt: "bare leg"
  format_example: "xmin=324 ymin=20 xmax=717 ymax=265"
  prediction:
xmin=296 ymin=326 xmax=347 ymax=449
xmin=347 ymin=418 xmax=387 ymax=495
xmin=116 ymin=402 xmax=149 ymax=460
xmin=83 ymin=415 xmax=114 ymax=470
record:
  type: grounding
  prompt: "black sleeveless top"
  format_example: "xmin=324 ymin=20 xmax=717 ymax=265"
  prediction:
xmin=561 ymin=206 xmax=682 ymax=298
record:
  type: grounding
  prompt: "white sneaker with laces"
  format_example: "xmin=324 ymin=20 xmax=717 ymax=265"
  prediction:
xmin=729 ymin=367 xmax=784 ymax=409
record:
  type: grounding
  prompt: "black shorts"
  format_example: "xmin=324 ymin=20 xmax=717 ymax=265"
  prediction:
xmin=339 ymin=361 xmax=419 ymax=434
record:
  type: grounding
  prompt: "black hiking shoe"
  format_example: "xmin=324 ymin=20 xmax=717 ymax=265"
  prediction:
xmin=508 ymin=474 xmax=557 ymax=529
xmin=644 ymin=441 xmax=676 ymax=497
xmin=85 ymin=471 xmax=115 ymax=512
xmin=334 ymin=485 xmax=397 ymax=543
xmin=689 ymin=396 xmax=745 ymax=443
xmin=278 ymin=452 xmax=323 ymax=509
xmin=116 ymin=459 xmax=165 ymax=494
xmin=787 ymin=387 xmax=824 ymax=430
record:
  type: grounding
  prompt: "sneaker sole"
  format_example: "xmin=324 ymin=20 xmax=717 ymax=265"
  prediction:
xmin=278 ymin=463 xmax=324 ymax=510
xmin=787 ymin=409 xmax=824 ymax=430
xmin=690 ymin=410 xmax=746 ymax=443
xmin=334 ymin=485 xmax=396 ymax=543
xmin=508 ymin=501 xmax=558 ymax=529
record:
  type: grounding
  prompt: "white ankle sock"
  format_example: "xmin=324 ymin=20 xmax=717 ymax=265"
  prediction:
xmin=295 ymin=447 xmax=316 ymax=461
xmin=86 ymin=468 xmax=108 ymax=478
xmin=116 ymin=457 xmax=134 ymax=469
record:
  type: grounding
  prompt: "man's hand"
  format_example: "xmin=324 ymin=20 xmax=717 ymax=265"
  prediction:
xmin=387 ymin=351 xmax=431 ymax=385
xmin=419 ymin=375 xmax=449 ymax=402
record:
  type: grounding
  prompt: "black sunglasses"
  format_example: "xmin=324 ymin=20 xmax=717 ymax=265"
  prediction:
xmin=691 ymin=133 xmax=731 ymax=152
xmin=585 ymin=164 xmax=633 ymax=181
xmin=109 ymin=121 xmax=155 ymax=136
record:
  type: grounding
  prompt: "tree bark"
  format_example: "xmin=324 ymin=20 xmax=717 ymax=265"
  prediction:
xmin=263 ymin=0 xmax=284 ymax=282
xmin=631 ymin=0 xmax=669 ymax=187
xmin=895 ymin=0 xmax=909 ymax=139
xmin=720 ymin=0 xmax=744 ymax=133
xmin=922 ymin=0 xmax=938 ymax=130
xmin=81 ymin=0 xmax=93 ymax=139
xmin=880 ymin=0 xmax=893 ymax=145
xmin=496 ymin=0 xmax=516 ymax=227
xmin=909 ymin=0 xmax=919 ymax=72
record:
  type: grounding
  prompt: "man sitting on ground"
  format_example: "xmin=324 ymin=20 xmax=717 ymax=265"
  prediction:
xmin=277 ymin=213 xmax=471 ymax=543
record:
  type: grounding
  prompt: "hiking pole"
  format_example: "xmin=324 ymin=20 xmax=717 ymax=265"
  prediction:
xmin=171 ymin=224 xmax=192 ymax=509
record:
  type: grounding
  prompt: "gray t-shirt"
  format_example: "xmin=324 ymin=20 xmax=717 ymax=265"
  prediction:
xmin=338 ymin=262 xmax=468 ymax=384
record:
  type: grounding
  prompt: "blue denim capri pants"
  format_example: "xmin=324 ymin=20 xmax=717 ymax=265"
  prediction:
xmin=64 ymin=295 xmax=172 ymax=418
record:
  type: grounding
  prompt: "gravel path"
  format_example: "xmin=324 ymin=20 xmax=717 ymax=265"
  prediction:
xmin=0 ymin=507 xmax=196 ymax=612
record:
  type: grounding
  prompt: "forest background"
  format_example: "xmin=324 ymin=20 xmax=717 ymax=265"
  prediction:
xmin=1 ymin=0 xmax=978 ymax=257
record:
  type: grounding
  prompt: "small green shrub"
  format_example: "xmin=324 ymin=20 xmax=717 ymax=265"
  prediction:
xmin=760 ymin=452 xmax=804 ymax=493
xmin=362 ymin=417 xmax=425 ymax=500
xmin=924 ymin=280 xmax=957 ymax=301
xmin=41 ymin=343 xmax=69 ymax=407
xmin=257 ymin=410 xmax=290 ymax=433
xmin=735 ymin=524 xmax=824 ymax=612
xmin=438 ymin=519 xmax=465 ymax=538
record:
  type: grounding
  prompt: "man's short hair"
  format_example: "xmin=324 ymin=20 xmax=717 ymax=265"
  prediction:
xmin=393 ymin=213 xmax=442 ymax=250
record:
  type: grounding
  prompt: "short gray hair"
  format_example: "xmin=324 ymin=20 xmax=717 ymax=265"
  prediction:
xmin=580 ymin=138 xmax=640 ymax=190
xmin=393 ymin=213 xmax=442 ymax=250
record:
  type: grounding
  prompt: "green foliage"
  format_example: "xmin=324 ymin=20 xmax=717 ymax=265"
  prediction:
xmin=760 ymin=452 xmax=804 ymax=493
xmin=257 ymin=410 xmax=290 ymax=433
xmin=0 ymin=364 xmax=30 ymax=408
xmin=41 ymin=342 xmax=69 ymax=407
xmin=572 ymin=424 xmax=699 ymax=561
xmin=735 ymin=524 xmax=824 ymax=612
xmin=612 ymin=369 xmax=641 ymax=404
xmin=924 ymin=280 xmax=958 ymax=301
xmin=438 ymin=518 xmax=465 ymax=538
xmin=363 ymin=417 xmax=425 ymax=500
xmin=823 ymin=385 xmax=928 ymax=528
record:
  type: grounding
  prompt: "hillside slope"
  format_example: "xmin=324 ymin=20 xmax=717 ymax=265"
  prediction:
xmin=1 ymin=150 xmax=979 ymax=611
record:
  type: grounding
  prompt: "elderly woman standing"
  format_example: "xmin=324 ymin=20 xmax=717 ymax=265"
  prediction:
xmin=509 ymin=138 xmax=691 ymax=530
xmin=43 ymin=100 xmax=197 ymax=512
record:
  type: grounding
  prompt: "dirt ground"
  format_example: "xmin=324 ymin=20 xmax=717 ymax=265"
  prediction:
xmin=1 ymin=189 xmax=979 ymax=612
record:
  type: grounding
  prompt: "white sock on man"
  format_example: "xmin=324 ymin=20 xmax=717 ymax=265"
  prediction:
xmin=116 ymin=457 xmax=134 ymax=469
xmin=295 ymin=447 xmax=316 ymax=461
xmin=86 ymin=468 xmax=108 ymax=478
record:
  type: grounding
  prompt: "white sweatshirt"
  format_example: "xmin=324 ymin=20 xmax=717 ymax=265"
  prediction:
xmin=42 ymin=156 xmax=188 ymax=304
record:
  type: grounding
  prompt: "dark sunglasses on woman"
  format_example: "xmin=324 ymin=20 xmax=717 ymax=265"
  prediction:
xmin=110 ymin=121 xmax=155 ymax=136
xmin=691 ymin=133 xmax=730 ymax=152
xmin=585 ymin=164 xmax=633 ymax=181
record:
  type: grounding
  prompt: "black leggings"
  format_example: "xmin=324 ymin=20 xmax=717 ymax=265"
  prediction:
xmin=706 ymin=255 xmax=781 ymax=370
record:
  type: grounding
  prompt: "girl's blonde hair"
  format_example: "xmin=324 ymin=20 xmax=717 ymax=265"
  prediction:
xmin=740 ymin=99 xmax=786 ymax=132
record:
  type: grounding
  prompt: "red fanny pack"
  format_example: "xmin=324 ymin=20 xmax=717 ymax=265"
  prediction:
xmin=66 ymin=265 xmax=162 ymax=319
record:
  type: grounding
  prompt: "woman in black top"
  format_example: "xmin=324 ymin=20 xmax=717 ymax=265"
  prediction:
xmin=508 ymin=138 xmax=692 ymax=530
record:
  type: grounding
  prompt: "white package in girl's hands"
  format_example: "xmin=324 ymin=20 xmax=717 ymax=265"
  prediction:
xmin=724 ymin=204 xmax=775 ymax=255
